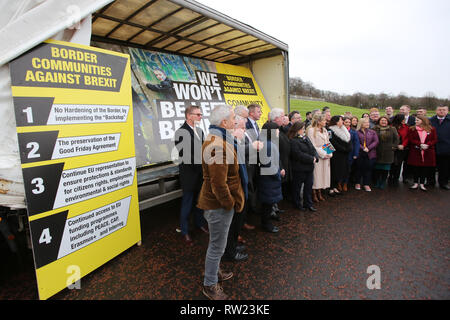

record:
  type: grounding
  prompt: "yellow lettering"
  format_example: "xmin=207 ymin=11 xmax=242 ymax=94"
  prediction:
xmin=51 ymin=47 xmax=60 ymax=58
xmin=31 ymin=58 xmax=41 ymax=69
xmin=25 ymin=70 xmax=36 ymax=82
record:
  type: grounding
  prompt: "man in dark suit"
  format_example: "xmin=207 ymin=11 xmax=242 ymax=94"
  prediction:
xmin=430 ymin=105 xmax=450 ymax=190
xmin=398 ymin=105 xmax=416 ymax=182
xmin=174 ymin=106 xmax=208 ymax=246
xmin=245 ymin=104 xmax=263 ymax=215
xmin=399 ymin=105 xmax=416 ymax=126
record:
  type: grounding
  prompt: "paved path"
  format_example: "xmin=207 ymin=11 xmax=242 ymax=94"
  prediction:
xmin=1 ymin=183 xmax=449 ymax=300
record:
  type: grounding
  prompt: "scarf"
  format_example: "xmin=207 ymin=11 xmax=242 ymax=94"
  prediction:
xmin=416 ymin=127 xmax=427 ymax=162
xmin=209 ymin=125 xmax=248 ymax=200
xmin=329 ymin=125 xmax=351 ymax=142
xmin=378 ymin=126 xmax=391 ymax=143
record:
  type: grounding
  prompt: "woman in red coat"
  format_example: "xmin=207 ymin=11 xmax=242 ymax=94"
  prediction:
xmin=407 ymin=115 xmax=438 ymax=191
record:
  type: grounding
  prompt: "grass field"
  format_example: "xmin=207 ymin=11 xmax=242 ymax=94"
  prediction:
xmin=290 ymin=99 xmax=368 ymax=118
xmin=290 ymin=99 xmax=418 ymax=118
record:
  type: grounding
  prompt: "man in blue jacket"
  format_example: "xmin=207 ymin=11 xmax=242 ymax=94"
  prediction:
xmin=430 ymin=105 xmax=450 ymax=190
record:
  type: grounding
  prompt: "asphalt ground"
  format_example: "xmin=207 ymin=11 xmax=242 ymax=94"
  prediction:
xmin=1 ymin=182 xmax=449 ymax=300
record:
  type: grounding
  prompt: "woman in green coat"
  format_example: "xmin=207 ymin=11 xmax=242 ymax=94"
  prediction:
xmin=373 ymin=116 xmax=399 ymax=189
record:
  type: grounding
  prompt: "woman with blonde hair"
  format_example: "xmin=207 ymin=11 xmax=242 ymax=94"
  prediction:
xmin=355 ymin=117 xmax=379 ymax=191
xmin=306 ymin=114 xmax=332 ymax=202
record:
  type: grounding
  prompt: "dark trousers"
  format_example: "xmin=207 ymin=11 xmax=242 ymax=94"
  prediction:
xmin=373 ymin=169 xmax=389 ymax=186
xmin=291 ymin=170 xmax=314 ymax=209
xmin=411 ymin=166 xmax=434 ymax=184
xmin=356 ymin=154 xmax=376 ymax=186
xmin=401 ymin=150 xmax=411 ymax=181
xmin=390 ymin=163 xmax=402 ymax=182
xmin=224 ymin=203 xmax=247 ymax=258
xmin=246 ymin=164 xmax=259 ymax=214
xmin=261 ymin=203 xmax=275 ymax=230
xmin=437 ymin=155 xmax=450 ymax=186
xmin=344 ymin=159 xmax=357 ymax=184
xmin=390 ymin=150 xmax=408 ymax=182
xmin=180 ymin=190 xmax=205 ymax=236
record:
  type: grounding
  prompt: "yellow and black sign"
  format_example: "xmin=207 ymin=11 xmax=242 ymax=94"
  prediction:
xmin=9 ymin=40 xmax=141 ymax=300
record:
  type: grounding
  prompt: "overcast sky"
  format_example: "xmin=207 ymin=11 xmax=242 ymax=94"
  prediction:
xmin=197 ymin=0 xmax=450 ymax=99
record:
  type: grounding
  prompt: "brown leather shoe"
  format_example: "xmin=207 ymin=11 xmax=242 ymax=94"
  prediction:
xmin=203 ymin=283 xmax=229 ymax=300
xmin=318 ymin=189 xmax=325 ymax=201
xmin=342 ymin=183 xmax=348 ymax=192
xmin=218 ymin=269 xmax=233 ymax=282
xmin=337 ymin=182 xmax=342 ymax=192
xmin=312 ymin=190 xmax=319 ymax=203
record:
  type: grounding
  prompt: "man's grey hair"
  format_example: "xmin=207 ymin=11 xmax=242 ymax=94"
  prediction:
xmin=210 ymin=104 xmax=233 ymax=126
xmin=234 ymin=105 xmax=249 ymax=118
xmin=268 ymin=108 xmax=284 ymax=121
xmin=235 ymin=114 xmax=246 ymax=128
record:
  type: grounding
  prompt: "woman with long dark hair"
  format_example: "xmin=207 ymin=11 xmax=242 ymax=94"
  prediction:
xmin=407 ymin=116 xmax=438 ymax=191
xmin=343 ymin=116 xmax=360 ymax=191
xmin=389 ymin=114 xmax=409 ymax=185
xmin=328 ymin=115 xmax=353 ymax=195
xmin=289 ymin=121 xmax=319 ymax=212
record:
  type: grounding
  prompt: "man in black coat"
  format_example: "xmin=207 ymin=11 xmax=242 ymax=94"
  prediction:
xmin=430 ymin=105 xmax=450 ymax=190
xmin=174 ymin=106 xmax=207 ymax=245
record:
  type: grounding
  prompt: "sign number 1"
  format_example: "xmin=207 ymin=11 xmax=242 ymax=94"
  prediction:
xmin=23 ymin=106 xmax=34 ymax=123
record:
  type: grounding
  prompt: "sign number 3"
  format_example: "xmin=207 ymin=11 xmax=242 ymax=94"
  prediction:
xmin=31 ymin=177 xmax=45 ymax=194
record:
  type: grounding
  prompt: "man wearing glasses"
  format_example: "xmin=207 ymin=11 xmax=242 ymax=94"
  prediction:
xmin=174 ymin=106 xmax=208 ymax=246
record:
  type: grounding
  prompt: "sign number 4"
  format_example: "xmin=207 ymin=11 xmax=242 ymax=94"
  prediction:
xmin=39 ymin=228 xmax=52 ymax=245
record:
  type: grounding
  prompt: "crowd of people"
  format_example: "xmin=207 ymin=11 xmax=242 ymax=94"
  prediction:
xmin=173 ymin=103 xmax=450 ymax=300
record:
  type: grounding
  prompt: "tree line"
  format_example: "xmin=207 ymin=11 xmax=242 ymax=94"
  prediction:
xmin=290 ymin=77 xmax=450 ymax=109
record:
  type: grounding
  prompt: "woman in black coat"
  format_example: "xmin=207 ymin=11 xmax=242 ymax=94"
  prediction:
xmin=289 ymin=121 xmax=319 ymax=212
xmin=328 ymin=115 xmax=353 ymax=195
xmin=258 ymin=121 xmax=284 ymax=233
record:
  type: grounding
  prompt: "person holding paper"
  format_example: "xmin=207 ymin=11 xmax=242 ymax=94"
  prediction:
xmin=329 ymin=116 xmax=353 ymax=195
xmin=306 ymin=114 xmax=333 ymax=203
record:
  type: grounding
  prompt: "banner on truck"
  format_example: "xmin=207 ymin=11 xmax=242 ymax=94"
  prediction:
xmin=9 ymin=39 xmax=141 ymax=300
xmin=93 ymin=43 xmax=271 ymax=168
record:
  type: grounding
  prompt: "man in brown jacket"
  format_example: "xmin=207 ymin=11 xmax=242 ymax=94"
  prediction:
xmin=197 ymin=104 xmax=245 ymax=300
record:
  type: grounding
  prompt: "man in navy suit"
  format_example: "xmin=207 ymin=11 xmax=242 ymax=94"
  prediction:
xmin=398 ymin=105 xmax=415 ymax=182
xmin=245 ymin=104 xmax=262 ymax=215
xmin=430 ymin=105 xmax=450 ymax=190
xmin=174 ymin=106 xmax=208 ymax=246
xmin=399 ymin=105 xmax=416 ymax=126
